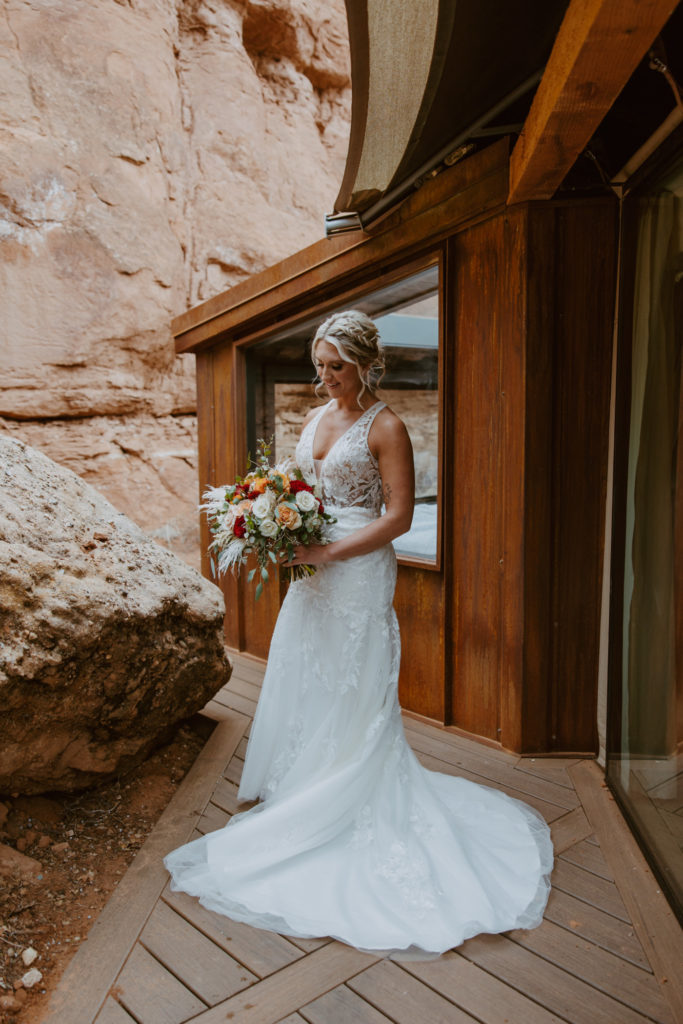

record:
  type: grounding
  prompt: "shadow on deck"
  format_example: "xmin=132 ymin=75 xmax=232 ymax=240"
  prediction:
xmin=43 ymin=652 xmax=683 ymax=1024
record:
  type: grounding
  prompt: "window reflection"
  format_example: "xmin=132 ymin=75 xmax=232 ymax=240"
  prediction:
xmin=246 ymin=262 xmax=440 ymax=564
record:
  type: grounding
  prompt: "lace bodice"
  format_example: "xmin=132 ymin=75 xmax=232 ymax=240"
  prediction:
xmin=295 ymin=401 xmax=386 ymax=513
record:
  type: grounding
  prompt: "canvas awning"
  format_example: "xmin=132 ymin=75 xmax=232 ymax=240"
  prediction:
xmin=334 ymin=0 xmax=570 ymax=226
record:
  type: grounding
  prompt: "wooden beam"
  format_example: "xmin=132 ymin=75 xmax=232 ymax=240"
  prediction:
xmin=508 ymin=0 xmax=680 ymax=204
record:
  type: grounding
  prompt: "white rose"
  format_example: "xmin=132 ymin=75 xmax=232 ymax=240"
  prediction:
xmin=259 ymin=518 xmax=278 ymax=538
xmin=295 ymin=490 xmax=317 ymax=512
xmin=252 ymin=492 xmax=275 ymax=518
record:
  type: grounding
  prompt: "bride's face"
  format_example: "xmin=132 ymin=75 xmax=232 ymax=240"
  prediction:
xmin=314 ymin=340 xmax=361 ymax=401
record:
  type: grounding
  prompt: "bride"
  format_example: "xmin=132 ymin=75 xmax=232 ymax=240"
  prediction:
xmin=164 ymin=310 xmax=553 ymax=956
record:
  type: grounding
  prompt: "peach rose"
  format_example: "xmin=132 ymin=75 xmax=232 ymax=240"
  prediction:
xmin=235 ymin=499 xmax=253 ymax=514
xmin=277 ymin=504 xmax=302 ymax=530
xmin=248 ymin=477 xmax=269 ymax=494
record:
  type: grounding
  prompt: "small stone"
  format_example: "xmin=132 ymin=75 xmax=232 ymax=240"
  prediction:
xmin=0 ymin=993 xmax=22 ymax=1014
xmin=13 ymin=989 xmax=27 ymax=1006
xmin=21 ymin=968 xmax=42 ymax=989
xmin=15 ymin=837 xmax=27 ymax=853
xmin=50 ymin=842 xmax=69 ymax=854
xmin=21 ymin=947 xmax=38 ymax=966
xmin=24 ymin=830 xmax=38 ymax=846
xmin=37 ymin=834 xmax=51 ymax=849
xmin=0 ymin=843 xmax=42 ymax=879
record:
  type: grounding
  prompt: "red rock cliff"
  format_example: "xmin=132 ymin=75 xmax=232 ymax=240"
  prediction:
xmin=0 ymin=0 xmax=350 ymax=568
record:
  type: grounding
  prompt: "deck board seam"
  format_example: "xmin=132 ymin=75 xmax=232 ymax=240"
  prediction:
xmin=569 ymin=761 xmax=683 ymax=1024
xmin=447 ymin=949 xmax=576 ymax=1024
xmin=134 ymin=937 xmax=213 ymax=1013
xmin=503 ymin=931 xmax=669 ymax=1024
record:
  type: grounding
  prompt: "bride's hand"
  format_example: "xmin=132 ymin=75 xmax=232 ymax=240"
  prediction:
xmin=284 ymin=543 xmax=333 ymax=566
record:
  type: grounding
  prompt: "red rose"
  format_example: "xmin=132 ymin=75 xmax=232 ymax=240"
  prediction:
xmin=233 ymin=515 xmax=246 ymax=537
xmin=290 ymin=479 xmax=313 ymax=494
xmin=247 ymin=490 xmax=259 ymax=500
xmin=317 ymin=501 xmax=324 ymax=514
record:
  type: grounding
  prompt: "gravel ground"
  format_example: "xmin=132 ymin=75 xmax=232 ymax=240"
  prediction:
xmin=0 ymin=717 xmax=211 ymax=1023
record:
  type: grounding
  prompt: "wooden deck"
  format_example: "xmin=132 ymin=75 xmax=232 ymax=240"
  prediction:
xmin=44 ymin=652 xmax=683 ymax=1024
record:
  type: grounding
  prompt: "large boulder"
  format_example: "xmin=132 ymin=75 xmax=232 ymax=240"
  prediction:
xmin=0 ymin=438 xmax=231 ymax=795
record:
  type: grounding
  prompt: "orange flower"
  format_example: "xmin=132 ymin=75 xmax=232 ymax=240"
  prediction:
xmin=277 ymin=503 xmax=302 ymax=530
xmin=249 ymin=477 xmax=269 ymax=494
xmin=268 ymin=469 xmax=290 ymax=492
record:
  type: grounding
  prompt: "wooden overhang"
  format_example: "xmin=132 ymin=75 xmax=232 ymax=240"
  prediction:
xmin=334 ymin=0 xmax=570 ymax=224
xmin=508 ymin=0 xmax=682 ymax=203
xmin=172 ymin=139 xmax=509 ymax=355
xmin=173 ymin=0 xmax=682 ymax=351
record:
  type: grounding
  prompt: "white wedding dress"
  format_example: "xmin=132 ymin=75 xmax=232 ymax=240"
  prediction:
xmin=164 ymin=400 xmax=553 ymax=955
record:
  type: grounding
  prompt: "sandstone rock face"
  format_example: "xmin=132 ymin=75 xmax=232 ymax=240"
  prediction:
xmin=0 ymin=413 xmax=203 ymax=570
xmin=0 ymin=0 xmax=350 ymax=565
xmin=0 ymin=438 xmax=231 ymax=795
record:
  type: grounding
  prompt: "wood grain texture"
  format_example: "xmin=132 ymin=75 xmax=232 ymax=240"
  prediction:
xmin=112 ymin=943 xmax=206 ymax=1024
xmin=348 ymin=960 xmax=479 ymax=1024
xmin=401 ymin=952 xmax=566 ymax=1024
xmin=570 ymin=760 xmax=683 ymax=1024
xmin=139 ymin=900 xmax=257 ymax=1005
xmin=508 ymin=0 xmax=681 ymax=203
xmin=301 ymin=983 xmax=395 ymax=1024
xmin=42 ymin=716 xmax=249 ymax=1024
xmin=460 ymin=932 xmax=656 ymax=1024
xmin=162 ymin=886 xmax=304 ymax=979
xmin=508 ymin=919 xmax=675 ymax=1024
xmin=195 ymin=351 xmax=215 ymax=582
xmin=544 ymin=887 xmax=651 ymax=968
xmin=449 ymin=215 xmax=508 ymax=741
xmin=94 ymin=999 xmax=137 ymax=1024
xmin=395 ymin=564 xmax=444 ymax=719
xmin=187 ymin=943 xmax=379 ymax=1024
xmin=47 ymin=667 xmax=680 ymax=1024
xmin=548 ymin=202 xmax=617 ymax=753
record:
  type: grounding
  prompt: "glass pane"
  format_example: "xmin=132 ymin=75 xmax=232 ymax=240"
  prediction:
xmin=607 ymin=156 xmax=683 ymax=920
xmin=246 ymin=262 xmax=440 ymax=564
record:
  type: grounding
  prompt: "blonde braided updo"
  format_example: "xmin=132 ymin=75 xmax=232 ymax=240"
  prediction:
xmin=311 ymin=310 xmax=385 ymax=407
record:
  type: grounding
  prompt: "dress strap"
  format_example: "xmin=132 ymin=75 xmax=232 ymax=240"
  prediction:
xmin=357 ymin=401 xmax=386 ymax=441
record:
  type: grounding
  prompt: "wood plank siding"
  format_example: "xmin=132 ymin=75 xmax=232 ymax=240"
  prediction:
xmin=175 ymin=144 xmax=617 ymax=753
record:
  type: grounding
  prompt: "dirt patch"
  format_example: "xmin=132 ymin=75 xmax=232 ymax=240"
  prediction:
xmin=0 ymin=717 xmax=212 ymax=1023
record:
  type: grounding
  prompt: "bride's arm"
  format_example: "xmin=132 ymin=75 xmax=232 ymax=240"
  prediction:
xmin=288 ymin=410 xmax=415 ymax=565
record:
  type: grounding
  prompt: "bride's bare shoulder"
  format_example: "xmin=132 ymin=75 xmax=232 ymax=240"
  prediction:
xmin=301 ymin=405 xmax=324 ymax=428
xmin=369 ymin=404 xmax=412 ymax=455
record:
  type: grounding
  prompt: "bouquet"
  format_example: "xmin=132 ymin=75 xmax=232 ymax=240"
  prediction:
xmin=202 ymin=438 xmax=336 ymax=599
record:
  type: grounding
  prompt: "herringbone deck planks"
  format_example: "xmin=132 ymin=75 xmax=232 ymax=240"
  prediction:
xmin=43 ymin=651 xmax=682 ymax=1024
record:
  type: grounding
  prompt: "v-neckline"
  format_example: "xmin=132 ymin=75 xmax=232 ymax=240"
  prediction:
xmin=310 ymin=400 xmax=382 ymax=464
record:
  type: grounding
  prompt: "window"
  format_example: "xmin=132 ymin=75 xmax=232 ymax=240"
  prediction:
xmin=245 ymin=261 xmax=441 ymax=566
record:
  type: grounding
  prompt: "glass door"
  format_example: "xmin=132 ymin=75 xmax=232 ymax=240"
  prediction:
xmin=607 ymin=146 xmax=683 ymax=921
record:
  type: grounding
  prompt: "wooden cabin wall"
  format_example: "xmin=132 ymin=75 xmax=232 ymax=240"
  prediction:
xmin=447 ymin=212 xmax=527 ymax=748
xmin=195 ymin=188 xmax=616 ymax=754
xmin=446 ymin=200 xmax=617 ymax=753
xmin=395 ymin=566 xmax=445 ymax=721
xmin=544 ymin=201 xmax=617 ymax=753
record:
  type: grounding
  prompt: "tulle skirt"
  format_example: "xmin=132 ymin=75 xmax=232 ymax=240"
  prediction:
xmin=164 ymin=506 xmax=553 ymax=956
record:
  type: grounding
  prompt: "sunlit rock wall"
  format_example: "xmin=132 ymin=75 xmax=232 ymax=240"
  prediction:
xmin=0 ymin=0 xmax=350 ymax=569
